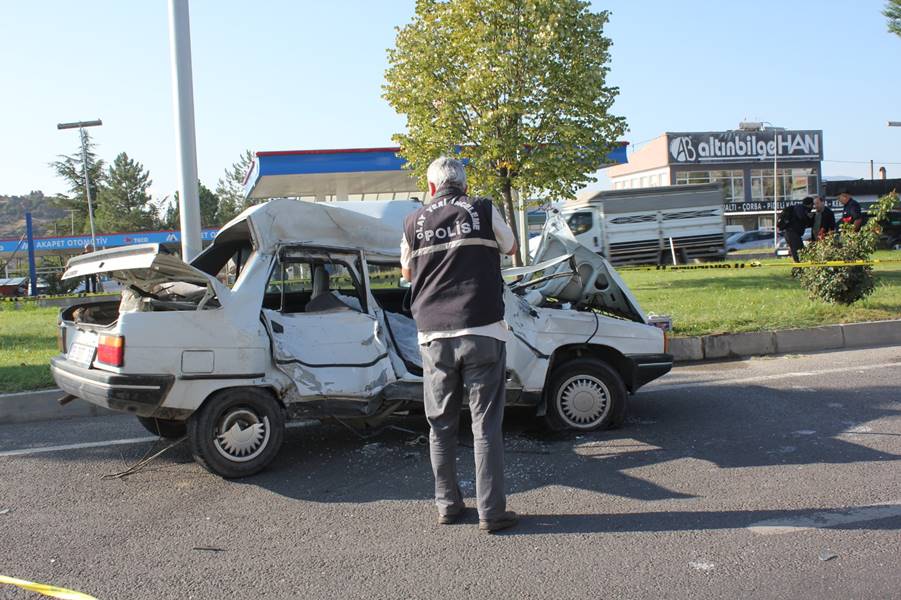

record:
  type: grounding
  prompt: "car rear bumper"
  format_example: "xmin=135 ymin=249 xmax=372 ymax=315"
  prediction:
xmin=50 ymin=355 xmax=175 ymax=417
xmin=624 ymin=353 xmax=673 ymax=391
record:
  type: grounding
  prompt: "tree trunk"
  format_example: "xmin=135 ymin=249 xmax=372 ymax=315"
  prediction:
xmin=500 ymin=176 xmax=522 ymax=267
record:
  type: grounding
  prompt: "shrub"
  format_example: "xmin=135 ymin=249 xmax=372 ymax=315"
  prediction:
xmin=797 ymin=192 xmax=899 ymax=305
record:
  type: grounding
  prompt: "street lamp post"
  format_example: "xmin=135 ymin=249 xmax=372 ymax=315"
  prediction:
xmin=739 ymin=121 xmax=782 ymax=249
xmin=57 ymin=119 xmax=102 ymax=249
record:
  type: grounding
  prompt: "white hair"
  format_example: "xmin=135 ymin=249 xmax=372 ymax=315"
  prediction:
xmin=426 ymin=156 xmax=467 ymax=192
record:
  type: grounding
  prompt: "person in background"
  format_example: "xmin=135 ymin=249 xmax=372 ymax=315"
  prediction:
xmin=812 ymin=195 xmax=836 ymax=240
xmin=781 ymin=196 xmax=814 ymax=262
xmin=838 ymin=191 xmax=864 ymax=232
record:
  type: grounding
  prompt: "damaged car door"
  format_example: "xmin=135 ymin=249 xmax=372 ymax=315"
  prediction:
xmin=261 ymin=246 xmax=396 ymax=399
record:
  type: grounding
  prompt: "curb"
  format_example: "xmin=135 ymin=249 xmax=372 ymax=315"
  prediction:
xmin=670 ymin=319 xmax=901 ymax=362
xmin=3 ymin=320 xmax=900 ymax=424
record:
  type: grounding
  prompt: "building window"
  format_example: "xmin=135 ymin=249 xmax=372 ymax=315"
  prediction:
xmin=674 ymin=169 xmax=743 ymax=203
xmin=750 ymin=168 xmax=818 ymax=209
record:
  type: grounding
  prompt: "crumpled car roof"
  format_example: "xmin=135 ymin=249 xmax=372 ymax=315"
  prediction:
xmin=227 ymin=198 xmax=407 ymax=260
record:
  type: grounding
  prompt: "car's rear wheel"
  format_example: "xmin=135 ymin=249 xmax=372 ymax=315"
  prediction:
xmin=544 ymin=358 xmax=626 ymax=432
xmin=187 ymin=387 xmax=285 ymax=478
xmin=136 ymin=416 xmax=186 ymax=439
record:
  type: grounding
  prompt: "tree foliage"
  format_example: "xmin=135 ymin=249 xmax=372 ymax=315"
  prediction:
xmin=886 ymin=0 xmax=901 ymax=37
xmin=95 ymin=152 xmax=158 ymax=232
xmin=162 ymin=182 xmax=221 ymax=229
xmin=49 ymin=131 xmax=106 ymax=234
xmin=216 ymin=149 xmax=255 ymax=224
xmin=797 ymin=192 xmax=899 ymax=304
xmin=383 ymin=0 xmax=626 ymax=259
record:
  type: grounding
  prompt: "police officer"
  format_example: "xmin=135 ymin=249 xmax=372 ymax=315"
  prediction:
xmin=838 ymin=191 xmax=863 ymax=232
xmin=782 ymin=197 xmax=814 ymax=262
xmin=400 ymin=156 xmax=519 ymax=533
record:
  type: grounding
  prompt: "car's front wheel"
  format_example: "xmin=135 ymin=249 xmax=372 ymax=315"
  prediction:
xmin=544 ymin=358 xmax=626 ymax=432
xmin=187 ymin=387 xmax=285 ymax=478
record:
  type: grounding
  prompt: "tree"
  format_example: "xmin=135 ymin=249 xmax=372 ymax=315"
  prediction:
xmin=95 ymin=152 xmax=158 ymax=232
xmin=161 ymin=182 xmax=221 ymax=229
xmin=797 ymin=192 xmax=899 ymax=304
xmin=886 ymin=0 xmax=901 ymax=36
xmin=383 ymin=0 xmax=626 ymax=263
xmin=216 ymin=149 xmax=255 ymax=223
xmin=49 ymin=131 xmax=106 ymax=234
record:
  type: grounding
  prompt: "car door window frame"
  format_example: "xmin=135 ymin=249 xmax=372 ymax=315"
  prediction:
xmin=271 ymin=245 xmax=369 ymax=315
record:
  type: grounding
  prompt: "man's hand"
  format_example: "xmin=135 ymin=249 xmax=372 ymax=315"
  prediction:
xmin=402 ymin=267 xmax=412 ymax=281
xmin=506 ymin=241 xmax=518 ymax=257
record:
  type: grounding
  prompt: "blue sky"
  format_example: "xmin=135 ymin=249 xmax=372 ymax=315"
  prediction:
xmin=1 ymin=0 xmax=899 ymax=202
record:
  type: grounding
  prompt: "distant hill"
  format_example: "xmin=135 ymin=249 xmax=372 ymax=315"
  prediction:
xmin=0 ymin=192 xmax=70 ymax=239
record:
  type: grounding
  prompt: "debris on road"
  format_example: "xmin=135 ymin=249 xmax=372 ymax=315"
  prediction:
xmin=192 ymin=546 xmax=226 ymax=553
xmin=819 ymin=550 xmax=838 ymax=562
xmin=0 ymin=508 xmax=10 ymax=515
xmin=689 ymin=560 xmax=715 ymax=572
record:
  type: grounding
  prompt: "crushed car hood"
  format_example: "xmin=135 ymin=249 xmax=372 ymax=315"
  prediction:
xmin=506 ymin=210 xmax=646 ymax=323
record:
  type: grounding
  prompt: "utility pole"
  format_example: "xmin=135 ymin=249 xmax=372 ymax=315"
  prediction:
xmin=57 ymin=119 xmax=102 ymax=249
xmin=168 ymin=0 xmax=202 ymax=261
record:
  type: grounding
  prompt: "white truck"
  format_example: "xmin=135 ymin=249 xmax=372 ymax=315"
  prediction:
xmin=51 ymin=200 xmax=672 ymax=478
xmin=556 ymin=183 xmax=727 ymax=265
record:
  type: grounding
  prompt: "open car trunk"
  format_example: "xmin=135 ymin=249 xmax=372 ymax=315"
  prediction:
xmin=62 ymin=243 xmax=228 ymax=314
xmin=506 ymin=210 xmax=647 ymax=323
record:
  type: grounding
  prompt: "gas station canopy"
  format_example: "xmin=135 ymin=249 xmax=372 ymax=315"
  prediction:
xmin=244 ymin=147 xmax=421 ymax=201
xmin=243 ymin=144 xmax=629 ymax=201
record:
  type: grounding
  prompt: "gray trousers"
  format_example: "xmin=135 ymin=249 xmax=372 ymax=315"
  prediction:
xmin=420 ymin=335 xmax=506 ymax=520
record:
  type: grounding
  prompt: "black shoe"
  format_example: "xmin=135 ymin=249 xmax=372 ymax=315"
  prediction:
xmin=437 ymin=506 xmax=465 ymax=525
xmin=479 ymin=511 xmax=518 ymax=533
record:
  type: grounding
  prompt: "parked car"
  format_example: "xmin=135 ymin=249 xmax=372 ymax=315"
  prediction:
xmin=775 ymin=231 xmax=812 ymax=257
xmin=52 ymin=200 xmax=673 ymax=478
xmin=725 ymin=229 xmax=775 ymax=253
xmin=875 ymin=210 xmax=901 ymax=250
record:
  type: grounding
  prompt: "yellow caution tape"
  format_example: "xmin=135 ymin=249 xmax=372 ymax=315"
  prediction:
xmin=0 ymin=575 xmax=98 ymax=600
xmin=618 ymin=259 xmax=901 ymax=272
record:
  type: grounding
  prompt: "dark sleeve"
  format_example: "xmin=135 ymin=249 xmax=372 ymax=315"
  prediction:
xmin=824 ymin=210 xmax=836 ymax=230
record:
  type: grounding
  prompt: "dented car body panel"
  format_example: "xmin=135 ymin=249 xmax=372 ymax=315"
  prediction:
xmin=52 ymin=199 xmax=671 ymax=423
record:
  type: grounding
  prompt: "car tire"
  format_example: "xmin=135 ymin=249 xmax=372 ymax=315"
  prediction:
xmin=136 ymin=416 xmax=187 ymax=439
xmin=544 ymin=358 xmax=626 ymax=432
xmin=187 ymin=387 xmax=285 ymax=479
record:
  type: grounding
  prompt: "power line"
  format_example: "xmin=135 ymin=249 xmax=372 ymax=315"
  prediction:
xmin=823 ymin=159 xmax=901 ymax=165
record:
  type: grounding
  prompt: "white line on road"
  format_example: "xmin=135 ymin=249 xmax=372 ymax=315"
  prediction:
xmin=644 ymin=361 xmax=900 ymax=393
xmin=0 ymin=436 xmax=158 ymax=458
xmin=0 ymin=419 xmax=319 ymax=458
xmin=748 ymin=502 xmax=901 ymax=535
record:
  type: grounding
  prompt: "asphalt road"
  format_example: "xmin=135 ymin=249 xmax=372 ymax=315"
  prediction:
xmin=1 ymin=346 xmax=900 ymax=599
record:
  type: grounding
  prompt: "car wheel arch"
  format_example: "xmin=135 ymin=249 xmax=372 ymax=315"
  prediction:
xmin=538 ymin=343 xmax=632 ymax=414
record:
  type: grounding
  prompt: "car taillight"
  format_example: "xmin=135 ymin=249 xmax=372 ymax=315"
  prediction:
xmin=58 ymin=325 xmax=66 ymax=353
xmin=663 ymin=331 xmax=670 ymax=353
xmin=97 ymin=334 xmax=125 ymax=367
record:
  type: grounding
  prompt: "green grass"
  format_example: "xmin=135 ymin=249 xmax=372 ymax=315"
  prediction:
xmin=0 ymin=305 xmax=59 ymax=393
xmin=1 ymin=251 xmax=899 ymax=393
xmin=621 ymin=250 xmax=901 ymax=336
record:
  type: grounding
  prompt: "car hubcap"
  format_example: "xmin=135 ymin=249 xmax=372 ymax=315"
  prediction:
xmin=213 ymin=408 xmax=270 ymax=462
xmin=556 ymin=374 xmax=610 ymax=429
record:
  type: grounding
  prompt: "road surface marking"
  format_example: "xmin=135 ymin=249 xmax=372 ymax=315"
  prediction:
xmin=0 ymin=437 xmax=158 ymax=458
xmin=0 ymin=420 xmax=318 ymax=458
xmin=748 ymin=502 xmax=901 ymax=535
xmin=644 ymin=361 xmax=899 ymax=393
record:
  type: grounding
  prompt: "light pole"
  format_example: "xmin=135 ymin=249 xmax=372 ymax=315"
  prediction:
xmin=57 ymin=119 xmax=102 ymax=249
xmin=740 ymin=121 xmax=783 ymax=248
xmin=168 ymin=0 xmax=202 ymax=261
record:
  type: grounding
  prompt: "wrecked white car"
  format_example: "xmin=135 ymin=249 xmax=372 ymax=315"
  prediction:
xmin=52 ymin=200 xmax=672 ymax=477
